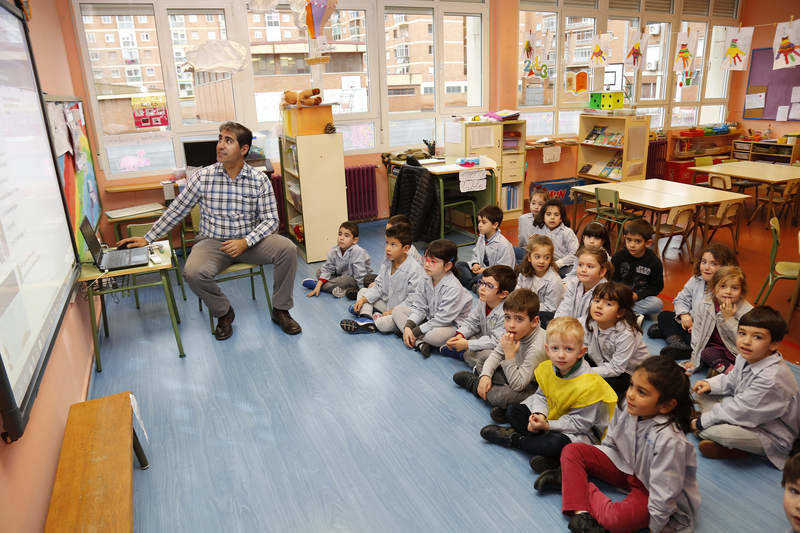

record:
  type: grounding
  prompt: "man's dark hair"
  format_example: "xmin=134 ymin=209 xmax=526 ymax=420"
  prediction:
xmin=622 ymin=219 xmax=654 ymax=241
xmin=219 ymin=122 xmax=253 ymax=156
xmin=478 ymin=205 xmax=504 ymax=225
xmin=386 ymin=222 xmax=413 ymax=246
xmin=739 ymin=306 xmax=788 ymax=343
xmin=340 ymin=221 xmax=359 ymax=238
xmin=482 ymin=265 xmax=517 ymax=293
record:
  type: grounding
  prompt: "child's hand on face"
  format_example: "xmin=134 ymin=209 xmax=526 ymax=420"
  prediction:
xmin=692 ymin=380 xmax=711 ymax=395
xmin=500 ymin=333 xmax=520 ymax=360
xmin=477 ymin=375 xmax=492 ymax=400
xmin=680 ymin=314 xmax=694 ymax=332
xmin=528 ymin=413 xmax=548 ymax=432
xmin=719 ymin=298 xmax=737 ymax=320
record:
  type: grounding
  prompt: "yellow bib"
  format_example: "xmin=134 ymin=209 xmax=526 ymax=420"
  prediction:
xmin=533 ymin=360 xmax=618 ymax=426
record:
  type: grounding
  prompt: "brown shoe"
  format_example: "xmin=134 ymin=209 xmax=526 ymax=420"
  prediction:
xmin=698 ymin=439 xmax=749 ymax=459
xmin=272 ymin=308 xmax=302 ymax=335
xmin=214 ymin=307 xmax=235 ymax=340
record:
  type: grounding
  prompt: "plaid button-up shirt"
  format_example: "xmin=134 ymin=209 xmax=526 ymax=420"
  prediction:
xmin=144 ymin=162 xmax=278 ymax=247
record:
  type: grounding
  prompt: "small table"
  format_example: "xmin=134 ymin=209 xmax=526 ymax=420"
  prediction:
xmin=77 ymin=240 xmax=184 ymax=372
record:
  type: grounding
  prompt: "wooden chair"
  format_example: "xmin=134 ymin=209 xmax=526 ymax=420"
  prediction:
xmin=708 ymin=174 xmax=731 ymax=190
xmin=199 ymin=263 xmax=273 ymax=334
xmin=692 ymin=156 xmax=714 ymax=185
xmin=749 ymin=180 xmax=800 ymax=225
xmin=755 ymin=218 xmax=800 ymax=306
xmin=592 ymin=187 xmax=642 ymax=252
xmin=786 ymin=231 xmax=800 ymax=325
xmin=656 ymin=206 xmax=696 ymax=259
xmin=693 ymin=200 xmax=744 ymax=253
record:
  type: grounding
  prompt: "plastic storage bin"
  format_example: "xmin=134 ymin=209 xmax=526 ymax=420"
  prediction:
xmin=532 ymin=177 xmax=586 ymax=205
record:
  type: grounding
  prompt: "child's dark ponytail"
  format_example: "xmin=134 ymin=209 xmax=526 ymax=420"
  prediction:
xmin=636 ymin=357 xmax=693 ymax=434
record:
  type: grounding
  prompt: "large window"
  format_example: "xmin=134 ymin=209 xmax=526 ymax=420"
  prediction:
xmin=443 ymin=14 xmax=482 ymax=108
xmin=518 ymin=11 xmax=557 ymax=108
xmin=385 ymin=11 xmax=434 ymax=114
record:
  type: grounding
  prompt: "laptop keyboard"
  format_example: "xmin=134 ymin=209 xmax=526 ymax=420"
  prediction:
xmin=103 ymin=250 xmax=129 ymax=269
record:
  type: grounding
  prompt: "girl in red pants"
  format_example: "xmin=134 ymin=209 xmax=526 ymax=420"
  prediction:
xmin=560 ymin=357 xmax=700 ymax=533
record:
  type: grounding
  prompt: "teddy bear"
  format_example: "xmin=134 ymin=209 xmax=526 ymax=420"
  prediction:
xmin=282 ymin=88 xmax=322 ymax=107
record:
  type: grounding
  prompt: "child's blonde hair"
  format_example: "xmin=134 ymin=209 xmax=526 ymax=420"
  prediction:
xmin=519 ymin=235 xmax=558 ymax=277
xmin=711 ymin=265 xmax=747 ymax=297
xmin=545 ymin=316 xmax=584 ymax=346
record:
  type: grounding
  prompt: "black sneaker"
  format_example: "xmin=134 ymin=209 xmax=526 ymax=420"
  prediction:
xmin=345 ymin=287 xmax=359 ymax=300
xmin=340 ymin=318 xmax=377 ymax=334
xmin=647 ymin=324 xmax=662 ymax=338
xmin=529 ymin=455 xmax=560 ymax=474
xmin=568 ymin=513 xmax=608 ymax=533
xmin=490 ymin=406 xmax=508 ymax=423
xmin=416 ymin=341 xmax=432 ymax=358
xmin=479 ymin=424 xmax=520 ymax=448
xmin=660 ymin=345 xmax=692 ymax=361
xmin=453 ymin=371 xmax=478 ymax=392
xmin=533 ymin=467 xmax=562 ymax=492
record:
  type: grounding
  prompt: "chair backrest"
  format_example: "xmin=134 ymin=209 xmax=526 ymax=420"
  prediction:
xmin=595 ymin=187 xmax=619 ymax=209
xmin=768 ymin=217 xmax=781 ymax=268
xmin=783 ymin=180 xmax=800 ymax=200
xmin=694 ymin=156 xmax=714 ymax=167
xmin=666 ymin=206 xmax=695 ymax=227
xmin=708 ymin=174 xmax=731 ymax=190
xmin=127 ymin=222 xmax=167 ymax=240
xmin=715 ymin=200 xmax=742 ymax=225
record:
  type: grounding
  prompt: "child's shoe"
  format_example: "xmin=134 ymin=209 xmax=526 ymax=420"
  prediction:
xmin=490 ymin=406 xmax=508 ymax=424
xmin=439 ymin=345 xmax=465 ymax=360
xmin=647 ymin=324 xmax=662 ymax=338
xmin=698 ymin=439 xmax=749 ymax=460
xmin=348 ymin=304 xmax=360 ymax=317
xmin=345 ymin=287 xmax=359 ymax=300
xmin=660 ymin=345 xmax=692 ymax=361
xmin=529 ymin=455 xmax=560 ymax=473
xmin=453 ymin=371 xmax=478 ymax=392
xmin=479 ymin=425 xmax=520 ymax=448
xmin=332 ymin=287 xmax=347 ymax=298
xmin=415 ymin=341 xmax=432 ymax=358
xmin=301 ymin=278 xmax=317 ymax=290
xmin=567 ymin=512 xmax=607 ymax=533
xmin=340 ymin=318 xmax=377 ymax=334
xmin=533 ymin=467 xmax=562 ymax=492
xmin=635 ymin=313 xmax=644 ymax=329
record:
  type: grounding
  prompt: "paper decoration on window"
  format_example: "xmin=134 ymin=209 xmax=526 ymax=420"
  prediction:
xmin=722 ymin=26 xmax=754 ymax=71
xmin=522 ymin=30 xmax=553 ymax=80
xmin=589 ymin=34 xmax=611 ymax=67
xmin=673 ymin=31 xmax=698 ymax=73
xmin=624 ymin=30 xmax=649 ymax=71
xmin=773 ymin=19 xmax=800 ymax=70
xmin=566 ymin=71 xmax=589 ymax=94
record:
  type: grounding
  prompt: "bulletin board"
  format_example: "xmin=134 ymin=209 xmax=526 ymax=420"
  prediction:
xmin=744 ymin=48 xmax=800 ymax=121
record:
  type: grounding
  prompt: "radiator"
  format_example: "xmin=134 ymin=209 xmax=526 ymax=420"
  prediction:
xmin=345 ymin=165 xmax=378 ymax=220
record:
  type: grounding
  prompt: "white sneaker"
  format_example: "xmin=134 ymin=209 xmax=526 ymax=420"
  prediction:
xmin=332 ymin=287 xmax=347 ymax=298
xmin=636 ymin=314 xmax=644 ymax=329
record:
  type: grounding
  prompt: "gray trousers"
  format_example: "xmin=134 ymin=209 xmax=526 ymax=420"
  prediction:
xmin=476 ymin=358 xmax=538 ymax=408
xmin=464 ymin=349 xmax=493 ymax=370
xmin=355 ymin=289 xmax=396 ymax=333
xmin=391 ymin=304 xmax=456 ymax=347
xmin=696 ymin=394 xmax=766 ymax=455
xmin=183 ymin=235 xmax=297 ymax=317
xmin=315 ymin=268 xmax=357 ymax=293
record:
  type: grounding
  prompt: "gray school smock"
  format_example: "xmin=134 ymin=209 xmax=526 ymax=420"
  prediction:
xmin=701 ymin=352 xmax=800 ymax=469
xmin=539 ymin=223 xmax=579 ymax=270
xmin=407 ymin=271 xmax=473 ymax=335
xmin=521 ymin=359 xmax=612 ymax=444
xmin=456 ymin=301 xmax=506 ymax=353
xmin=361 ymin=255 xmax=424 ymax=311
xmin=672 ymin=275 xmax=707 ymax=319
xmin=479 ymin=325 xmax=546 ymax=391
xmin=318 ymin=243 xmax=373 ymax=285
xmin=554 ymin=277 xmax=605 ymax=319
xmin=687 ymin=292 xmax=753 ymax=373
xmin=516 ymin=268 xmax=565 ymax=313
xmin=583 ymin=319 xmax=651 ymax=378
xmin=517 ymin=212 xmax=535 ymax=249
xmin=598 ymin=407 xmax=700 ymax=533
xmin=468 ymin=230 xmax=516 ymax=268
xmin=407 ymin=244 xmax=423 ymax=266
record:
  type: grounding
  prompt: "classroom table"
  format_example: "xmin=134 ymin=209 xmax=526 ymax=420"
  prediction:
xmin=77 ymin=240 xmax=184 ymax=372
xmin=570 ymin=179 xmax=749 ymax=258
xmin=689 ymin=161 xmax=800 ymax=227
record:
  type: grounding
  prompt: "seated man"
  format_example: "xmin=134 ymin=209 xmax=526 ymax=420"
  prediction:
xmin=118 ymin=121 xmax=301 ymax=339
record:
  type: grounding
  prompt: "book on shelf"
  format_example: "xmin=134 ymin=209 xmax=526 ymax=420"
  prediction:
xmin=584 ymin=126 xmax=606 ymax=144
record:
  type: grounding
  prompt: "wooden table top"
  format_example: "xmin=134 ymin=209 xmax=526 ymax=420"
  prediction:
xmin=571 ymin=179 xmax=748 ymax=210
xmin=689 ymin=161 xmax=800 ymax=183
xmin=77 ymin=240 xmax=173 ymax=282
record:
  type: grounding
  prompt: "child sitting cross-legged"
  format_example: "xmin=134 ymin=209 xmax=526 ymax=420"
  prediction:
xmin=582 ymin=282 xmax=652 ymax=398
xmin=340 ymin=222 xmax=423 ymax=335
xmin=392 ymin=239 xmax=473 ymax=357
xmin=532 ymin=199 xmax=579 ymax=277
xmin=455 ymin=205 xmax=515 ymax=291
xmin=611 ymin=218 xmax=664 ymax=318
xmin=364 ymin=215 xmax=423 ymax=289
xmin=516 ymin=235 xmax=564 ymax=329
xmin=441 ymin=265 xmax=516 ymax=366
xmin=478 ymin=316 xmax=617 ymax=493
xmin=515 ymin=187 xmax=549 ymax=262
xmin=452 ymin=289 xmax=547 ymax=409
xmin=691 ymin=306 xmax=800 ymax=467
xmin=560 ymin=357 xmax=700 ymax=533
xmin=303 ymin=221 xmax=374 ymax=300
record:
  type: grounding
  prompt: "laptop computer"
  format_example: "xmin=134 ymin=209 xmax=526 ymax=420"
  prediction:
xmin=79 ymin=217 xmax=150 ymax=270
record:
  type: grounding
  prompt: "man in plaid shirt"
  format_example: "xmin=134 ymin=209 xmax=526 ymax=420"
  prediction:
xmin=118 ymin=122 xmax=301 ymax=338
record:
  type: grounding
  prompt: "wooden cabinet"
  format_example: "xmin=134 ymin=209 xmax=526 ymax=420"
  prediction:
xmin=576 ymin=113 xmax=649 ymax=182
xmin=278 ymin=133 xmax=348 ymax=263
xmin=444 ymin=120 xmax=527 ymax=220
xmin=666 ymin=129 xmax=741 ymax=162
xmin=731 ymin=140 xmax=800 ymax=164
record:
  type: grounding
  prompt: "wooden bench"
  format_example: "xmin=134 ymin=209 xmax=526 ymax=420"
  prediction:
xmin=45 ymin=391 xmax=148 ymax=532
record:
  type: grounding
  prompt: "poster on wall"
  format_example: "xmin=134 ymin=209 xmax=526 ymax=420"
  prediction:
xmin=624 ymin=30 xmax=649 ymax=71
xmin=721 ymin=26 xmax=754 ymax=71
xmin=131 ymin=95 xmax=169 ymax=128
xmin=773 ymin=19 xmax=800 ymax=70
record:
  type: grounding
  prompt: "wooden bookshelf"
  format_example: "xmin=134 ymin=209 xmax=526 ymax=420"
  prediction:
xmin=576 ymin=114 xmax=649 ymax=182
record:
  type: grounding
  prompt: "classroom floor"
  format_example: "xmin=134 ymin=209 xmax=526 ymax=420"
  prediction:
xmin=89 ymin=217 xmax=794 ymax=533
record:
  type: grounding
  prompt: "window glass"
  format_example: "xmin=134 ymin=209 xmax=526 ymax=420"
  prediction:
xmin=385 ymin=11 xmax=434 ymax=113
xmin=389 ymin=118 xmax=434 ymax=147
xmin=518 ymin=11 xmax=556 ymax=107
xmin=699 ymin=104 xmax=724 ymax=125
xmin=671 ymin=106 xmax=698 ymax=127
xmin=339 ymin=122 xmax=376 ymax=151
xmin=673 ymin=21 xmax=706 ymax=103
xmin=519 ymin=111 xmax=554 ymax=136
xmin=636 ymin=107 xmax=665 ymax=128
xmin=562 ymin=17 xmax=595 ymax=105
xmin=443 ymin=14 xmax=481 ymax=107
xmin=640 ymin=22 xmax=669 ymax=101
xmin=105 ymin=133 xmax=176 ymax=173
xmin=704 ymin=25 xmax=730 ymax=99
xmin=558 ymin=110 xmax=582 ymax=134
xmin=605 ymin=19 xmax=638 ymax=103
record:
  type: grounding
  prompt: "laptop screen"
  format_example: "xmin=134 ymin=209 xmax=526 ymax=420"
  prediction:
xmin=79 ymin=217 xmax=103 ymax=265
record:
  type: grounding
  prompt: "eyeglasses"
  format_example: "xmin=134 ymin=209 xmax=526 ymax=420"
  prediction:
xmin=477 ymin=280 xmax=497 ymax=290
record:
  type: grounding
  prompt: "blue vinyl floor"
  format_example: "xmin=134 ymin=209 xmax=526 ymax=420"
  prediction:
xmin=89 ymin=220 xmax=790 ymax=532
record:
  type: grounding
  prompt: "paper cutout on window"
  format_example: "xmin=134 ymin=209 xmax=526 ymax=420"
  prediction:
xmin=624 ymin=30 xmax=649 ymax=71
xmin=773 ymin=19 xmax=800 ymax=70
xmin=589 ymin=34 xmax=611 ymax=67
xmin=566 ymin=71 xmax=589 ymax=94
xmin=673 ymin=31 xmax=698 ymax=74
xmin=522 ymin=30 xmax=553 ymax=80
xmin=722 ymin=26 xmax=754 ymax=71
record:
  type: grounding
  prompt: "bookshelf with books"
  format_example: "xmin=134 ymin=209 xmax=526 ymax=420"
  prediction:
xmin=576 ymin=114 xmax=649 ymax=182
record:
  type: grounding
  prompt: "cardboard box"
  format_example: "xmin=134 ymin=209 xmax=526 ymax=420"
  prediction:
xmin=282 ymin=104 xmax=333 ymax=137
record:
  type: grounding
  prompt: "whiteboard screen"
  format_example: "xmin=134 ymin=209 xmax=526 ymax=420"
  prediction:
xmin=0 ymin=3 xmax=79 ymax=442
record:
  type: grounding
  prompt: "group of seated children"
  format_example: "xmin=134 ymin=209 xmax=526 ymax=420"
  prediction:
xmin=303 ymin=206 xmax=800 ymax=533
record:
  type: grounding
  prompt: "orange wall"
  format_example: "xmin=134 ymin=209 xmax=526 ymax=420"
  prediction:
xmin=728 ymin=0 xmax=800 ymax=138
xmin=0 ymin=3 xmax=96 ymax=532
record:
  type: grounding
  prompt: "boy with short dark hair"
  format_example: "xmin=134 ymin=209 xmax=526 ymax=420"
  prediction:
xmin=452 ymin=288 xmax=547 ymax=408
xmin=783 ymin=454 xmax=800 ymax=532
xmin=455 ymin=205 xmax=515 ymax=291
xmin=442 ymin=265 xmax=516 ymax=366
xmin=611 ymin=218 xmax=664 ymax=317
xmin=340 ymin=223 xmax=423 ymax=334
xmin=302 ymin=221 xmax=374 ymax=299
xmin=691 ymin=306 xmax=800 ymax=468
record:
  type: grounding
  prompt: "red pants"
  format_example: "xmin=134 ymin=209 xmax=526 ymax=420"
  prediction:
xmin=561 ymin=442 xmax=650 ymax=533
